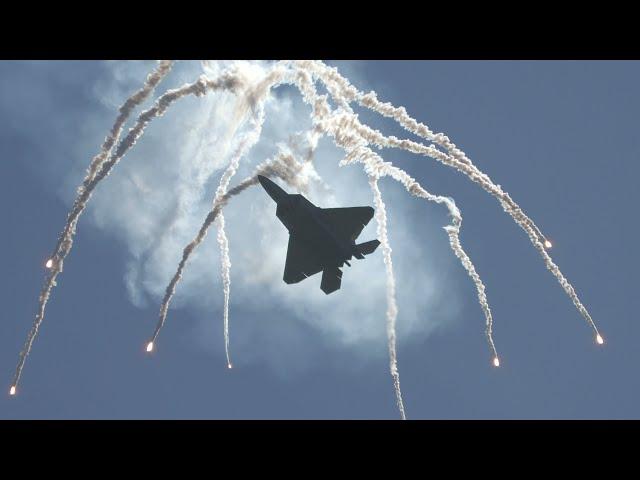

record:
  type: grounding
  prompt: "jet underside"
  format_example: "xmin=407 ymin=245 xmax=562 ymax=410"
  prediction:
xmin=258 ymin=175 xmax=380 ymax=294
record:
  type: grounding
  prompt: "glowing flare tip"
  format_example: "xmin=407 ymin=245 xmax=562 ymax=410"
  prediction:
xmin=596 ymin=334 xmax=604 ymax=345
xmin=227 ymin=363 xmax=233 ymax=369
xmin=544 ymin=240 xmax=552 ymax=249
xmin=9 ymin=386 xmax=16 ymax=396
xmin=493 ymin=357 xmax=500 ymax=367
xmin=146 ymin=342 xmax=154 ymax=353
xmin=45 ymin=259 xmax=53 ymax=269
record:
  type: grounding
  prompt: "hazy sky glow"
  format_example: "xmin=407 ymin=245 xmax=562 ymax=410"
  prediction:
xmin=1 ymin=60 xmax=639 ymax=419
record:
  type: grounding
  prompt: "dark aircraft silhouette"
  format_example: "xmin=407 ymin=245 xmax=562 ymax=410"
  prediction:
xmin=258 ymin=175 xmax=380 ymax=294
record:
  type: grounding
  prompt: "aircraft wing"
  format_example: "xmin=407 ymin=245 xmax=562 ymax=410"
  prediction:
xmin=321 ymin=207 xmax=375 ymax=241
xmin=283 ymin=234 xmax=324 ymax=284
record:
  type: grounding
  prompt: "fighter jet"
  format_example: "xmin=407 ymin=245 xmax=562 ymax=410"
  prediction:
xmin=258 ymin=175 xmax=380 ymax=294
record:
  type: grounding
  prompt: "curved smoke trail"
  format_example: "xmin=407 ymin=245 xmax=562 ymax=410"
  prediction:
xmin=217 ymin=126 xmax=323 ymax=369
xmin=151 ymin=105 xmax=265 ymax=347
xmin=287 ymin=68 xmax=410 ymax=417
xmin=298 ymin=60 xmax=599 ymax=341
xmin=208 ymin=66 xmax=294 ymax=366
xmin=11 ymin=67 xmax=242 ymax=391
xmin=148 ymin=63 xmax=293 ymax=349
xmin=150 ymin=65 xmax=309 ymax=355
xmin=12 ymin=61 xmax=602 ymax=421
xmin=290 ymin=63 xmax=602 ymax=359
xmin=150 ymin=149 xmax=317 ymax=352
xmin=11 ymin=61 xmax=175 ymax=391
xmin=343 ymin=146 xmax=499 ymax=364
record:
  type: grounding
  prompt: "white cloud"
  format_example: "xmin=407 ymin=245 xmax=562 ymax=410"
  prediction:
xmin=10 ymin=60 xmax=463 ymax=372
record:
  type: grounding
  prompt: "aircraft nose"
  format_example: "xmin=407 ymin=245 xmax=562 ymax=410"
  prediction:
xmin=258 ymin=175 xmax=288 ymax=204
xmin=257 ymin=175 xmax=273 ymax=192
xmin=257 ymin=175 xmax=269 ymax=187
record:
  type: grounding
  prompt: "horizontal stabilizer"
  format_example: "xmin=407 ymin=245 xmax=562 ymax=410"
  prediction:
xmin=321 ymin=268 xmax=343 ymax=295
xmin=357 ymin=239 xmax=380 ymax=256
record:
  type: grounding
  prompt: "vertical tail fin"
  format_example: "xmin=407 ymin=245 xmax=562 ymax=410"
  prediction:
xmin=321 ymin=268 xmax=343 ymax=294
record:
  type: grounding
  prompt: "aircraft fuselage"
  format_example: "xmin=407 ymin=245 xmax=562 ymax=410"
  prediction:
xmin=276 ymin=195 xmax=356 ymax=267
xmin=258 ymin=174 xmax=380 ymax=294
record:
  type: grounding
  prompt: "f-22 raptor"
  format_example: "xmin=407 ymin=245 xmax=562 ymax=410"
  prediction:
xmin=258 ymin=175 xmax=380 ymax=294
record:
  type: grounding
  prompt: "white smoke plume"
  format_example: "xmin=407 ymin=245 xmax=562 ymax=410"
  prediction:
xmin=369 ymin=175 xmax=406 ymax=420
xmin=343 ymin=146 xmax=499 ymax=364
xmin=151 ymin=66 xmax=327 ymax=359
xmin=298 ymin=60 xmax=599 ymax=340
xmin=288 ymin=68 xmax=500 ymax=415
xmin=151 ymin=146 xmax=321 ymax=350
xmin=216 ymin=126 xmax=323 ymax=369
xmin=11 ymin=65 xmax=250 ymax=390
xmin=11 ymin=60 xmax=602 ymax=421
xmin=216 ymin=213 xmax=233 ymax=368
xmin=149 ymin=66 xmax=282 ymax=348
xmin=152 ymin=103 xmax=266 ymax=355
xmin=11 ymin=61 xmax=175 ymax=389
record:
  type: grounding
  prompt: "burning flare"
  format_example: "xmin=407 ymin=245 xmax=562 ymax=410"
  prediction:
xmin=146 ymin=342 xmax=154 ymax=353
xmin=493 ymin=357 xmax=500 ymax=367
xmin=9 ymin=385 xmax=16 ymax=396
xmin=45 ymin=259 xmax=53 ymax=269
xmin=596 ymin=334 xmax=604 ymax=345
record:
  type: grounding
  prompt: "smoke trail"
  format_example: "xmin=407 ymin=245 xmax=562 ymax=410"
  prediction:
xmin=140 ymin=64 xmax=290 ymax=281
xmin=292 ymin=65 xmax=601 ymax=353
xmin=11 ymin=61 xmax=175 ymax=391
xmin=52 ymin=61 xmax=175 ymax=257
xmin=149 ymin=147 xmax=318 ymax=351
xmin=368 ymin=175 xmax=406 ymax=420
xmin=443 ymin=222 xmax=499 ymax=364
xmin=86 ymin=62 xmax=175 ymax=181
xmin=212 ymin=108 xmax=266 ymax=369
xmin=146 ymin=65 xmax=313 ymax=348
xmin=151 ymin=86 xmax=260 ymax=260
xmin=298 ymin=59 xmax=549 ymax=253
xmin=11 ymin=68 xmax=242 ymax=390
xmin=216 ymin=125 xmax=327 ymax=369
xmin=349 ymin=116 xmax=601 ymax=340
xmin=206 ymin=64 xmax=301 ymax=366
xmin=292 ymin=69 xmax=499 ymax=408
xmin=357 ymin=89 xmax=547 ymax=240
xmin=287 ymin=70 xmax=410 ymax=417
xmin=151 ymin=105 xmax=264 ymax=348
xmin=284 ymin=66 xmax=497 ymax=412
xmin=339 ymin=142 xmax=499 ymax=365
xmin=13 ymin=60 xmax=602 ymax=419
xmin=216 ymin=213 xmax=233 ymax=368
xmin=149 ymin=65 xmax=311 ymax=352
xmin=327 ymin=123 xmax=501 ymax=361
xmin=300 ymin=61 xmax=600 ymax=341
xmin=344 ymin=147 xmax=499 ymax=363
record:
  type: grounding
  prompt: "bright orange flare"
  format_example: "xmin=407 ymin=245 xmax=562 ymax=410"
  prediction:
xmin=544 ymin=240 xmax=552 ymax=249
xmin=9 ymin=386 xmax=16 ymax=396
xmin=596 ymin=334 xmax=604 ymax=345
xmin=146 ymin=342 xmax=154 ymax=353
xmin=45 ymin=259 xmax=53 ymax=269
xmin=493 ymin=357 xmax=500 ymax=367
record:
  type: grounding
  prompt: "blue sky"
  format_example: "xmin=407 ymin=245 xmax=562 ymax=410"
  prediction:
xmin=1 ymin=60 xmax=638 ymax=419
